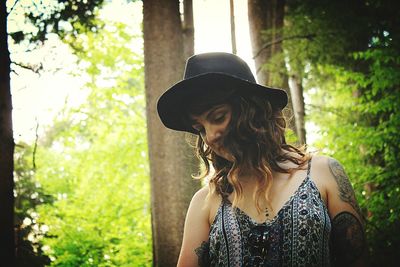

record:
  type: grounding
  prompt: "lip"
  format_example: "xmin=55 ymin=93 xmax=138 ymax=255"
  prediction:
xmin=210 ymin=143 xmax=223 ymax=153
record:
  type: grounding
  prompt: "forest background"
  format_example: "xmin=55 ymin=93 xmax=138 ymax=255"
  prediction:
xmin=1 ymin=0 xmax=399 ymax=266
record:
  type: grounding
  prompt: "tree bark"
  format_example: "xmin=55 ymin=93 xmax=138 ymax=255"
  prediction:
xmin=289 ymin=75 xmax=306 ymax=144
xmin=248 ymin=0 xmax=296 ymax=133
xmin=230 ymin=0 xmax=237 ymax=54
xmin=0 ymin=2 xmax=15 ymax=265
xmin=183 ymin=0 xmax=194 ymax=60
xmin=143 ymin=1 xmax=200 ymax=266
xmin=248 ymin=0 xmax=283 ymax=86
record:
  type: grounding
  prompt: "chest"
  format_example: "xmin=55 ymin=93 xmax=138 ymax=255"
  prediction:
xmin=227 ymin=171 xmax=319 ymax=223
xmin=208 ymin=179 xmax=332 ymax=267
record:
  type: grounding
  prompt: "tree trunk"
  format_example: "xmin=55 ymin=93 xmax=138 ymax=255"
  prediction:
xmin=0 ymin=2 xmax=15 ymax=265
xmin=183 ymin=0 xmax=194 ymax=60
xmin=143 ymin=1 xmax=200 ymax=266
xmin=230 ymin=0 xmax=237 ymax=54
xmin=248 ymin=0 xmax=282 ymax=86
xmin=248 ymin=0 xmax=296 ymax=133
xmin=289 ymin=75 xmax=306 ymax=144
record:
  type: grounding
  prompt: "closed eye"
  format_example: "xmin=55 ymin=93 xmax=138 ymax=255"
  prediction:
xmin=213 ymin=114 xmax=226 ymax=123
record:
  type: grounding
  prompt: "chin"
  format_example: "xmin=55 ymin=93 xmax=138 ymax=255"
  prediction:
xmin=217 ymin=151 xmax=234 ymax=162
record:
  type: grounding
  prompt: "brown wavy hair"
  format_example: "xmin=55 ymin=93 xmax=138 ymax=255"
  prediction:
xmin=184 ymin=89 xmax=310 ymax=213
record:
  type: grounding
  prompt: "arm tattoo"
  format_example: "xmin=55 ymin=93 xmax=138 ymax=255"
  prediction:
xmin=195 ymin=241 xmax=211 ymax=267
xmin=331 ymin=211 xmax=366 ymax=266
xmin=328 ymin=158 xmax=364 ymax=222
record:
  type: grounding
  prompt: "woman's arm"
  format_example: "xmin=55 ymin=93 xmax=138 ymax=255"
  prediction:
xmin=319 ymin=156 xmax=367 ymax=266
xmin=177 ymin=186 xmax=212 ymax=267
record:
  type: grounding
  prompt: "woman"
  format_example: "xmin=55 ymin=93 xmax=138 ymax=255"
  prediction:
xmin=157 ymin=52 xmax=366 ymax=267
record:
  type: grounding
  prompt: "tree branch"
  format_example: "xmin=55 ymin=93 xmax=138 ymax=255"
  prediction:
xmin=11 ymin=61 xmax=43 ymax=73
xmin=7 ymin=0 xmax=20 ymax=17
xmin=32 ymin=119 xmax=39 ymax=170
xmin=307 ymin=103 xmax=349 ymax=117
xmin=253 ymin=33 xmax=316 ymax=59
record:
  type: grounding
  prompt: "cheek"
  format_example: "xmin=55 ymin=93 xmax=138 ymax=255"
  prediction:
xmin=224 ymin=113 xmax=233 ymax=130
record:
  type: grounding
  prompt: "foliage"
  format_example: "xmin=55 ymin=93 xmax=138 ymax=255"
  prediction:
xmin=8 ymin=0 xmax=105 ymax=46
xmin=281 ymin=0 xmax=373 ymax=81
xmin=8 ymin=0 xmax=152 ymax=266
xmin=27 ymin=17 xmax=151 ymax=267
xmin=9 ymin=0 xmax=151 ymax=265
xmin=282 ymin=0 xmax=400 ymax=265
xmin=309 ymin=47 xmax=400 ymax=266
xmin=14 ymin=143 xmax=52 ymax=267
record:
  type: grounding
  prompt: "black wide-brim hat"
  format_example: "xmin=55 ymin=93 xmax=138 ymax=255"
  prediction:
xmin=157 ymin=52 xmax=288 ymax=133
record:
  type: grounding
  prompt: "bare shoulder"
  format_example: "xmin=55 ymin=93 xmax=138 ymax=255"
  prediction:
xmin=309 ymin=155 xmax=368 ymax=265
xmin=306 ymin=154 xmax=333 ymax=202
xmin=311 ymin=154 xmax=363 ymax=220
xmin=177 ymin=185 xmax=222 ymax=267
xmin=190 ymin=185 xmax=222 ymax=225
xmin=191 ymin=185 xmax=210 ymax=203
xmin=309 ymin=154 xmax=348 ymax=189
xmin=188 ymin=186 xmax=211 ymax=221
xmin=309 ymin=154 xmax=333 ymax=175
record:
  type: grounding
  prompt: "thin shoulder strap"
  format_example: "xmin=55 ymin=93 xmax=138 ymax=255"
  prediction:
xmin=307 ymin=157 xmax=313 ymax=176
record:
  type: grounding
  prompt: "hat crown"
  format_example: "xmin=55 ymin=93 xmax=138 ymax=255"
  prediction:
xmin=184 ymin=52 xmax=256 ymax=83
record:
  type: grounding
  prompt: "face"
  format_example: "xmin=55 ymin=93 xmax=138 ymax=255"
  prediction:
xmin=190 ymin=104 xmax=233 ymax=161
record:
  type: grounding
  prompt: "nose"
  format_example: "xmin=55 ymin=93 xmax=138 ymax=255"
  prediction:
xmin=203 ymin=124 xmax=223 ymax=146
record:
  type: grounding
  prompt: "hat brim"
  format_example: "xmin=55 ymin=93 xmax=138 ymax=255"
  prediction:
xmin=157 ymin=73 xmax=288 ymax=133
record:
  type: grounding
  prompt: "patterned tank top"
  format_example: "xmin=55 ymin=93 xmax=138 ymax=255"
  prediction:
xmin=203 ymin=159 xmax=332 ymax=267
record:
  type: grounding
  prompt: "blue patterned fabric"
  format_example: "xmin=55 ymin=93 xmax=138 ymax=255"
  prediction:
xmin=206 ymin=161 xmax=331 ymax=267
